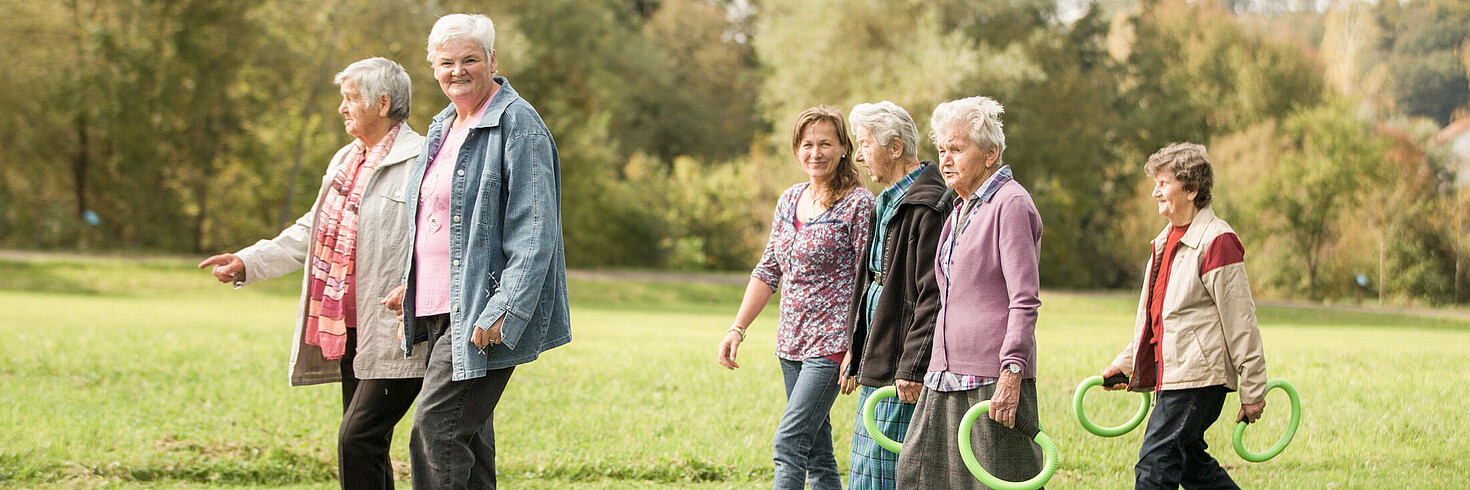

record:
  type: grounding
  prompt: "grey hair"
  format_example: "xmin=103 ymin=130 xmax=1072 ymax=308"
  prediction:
xmin=1145 ymin=142 xmax=1214 ymax=209
xmin=427 ymin=13 xmax=495 ymax=62
xmin=333 ymin=57 xmax=412 ymax=121
xmin=849 ymin=101 xmax=919 ymax=160
xmin=929 ymin=96 xmax=1006 ymax=164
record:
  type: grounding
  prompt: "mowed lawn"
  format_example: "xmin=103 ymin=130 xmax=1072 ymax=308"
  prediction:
xmin=1 ymin=257 xmax=1468 ymax=488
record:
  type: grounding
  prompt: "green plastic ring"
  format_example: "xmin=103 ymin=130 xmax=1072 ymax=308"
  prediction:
xmin=860 ymin=385 xmax=904 ymax=454
xmin=1073 ymin=375 xmax=1152 ymax=437
xmin=958 ymin=401 xmax=1059 ymax=490
xmin=1232 ymin=378 xmax=1301 ymax=462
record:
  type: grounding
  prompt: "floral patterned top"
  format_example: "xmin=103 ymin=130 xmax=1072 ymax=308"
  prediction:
xmin=753 ymin=183 xmax=875 ymax=361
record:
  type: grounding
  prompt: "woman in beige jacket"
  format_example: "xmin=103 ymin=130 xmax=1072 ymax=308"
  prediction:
xmin=1100 ymin=143 xmax=1268 ymax=490
xmin=198 ymin=57 xmax=427 ymax=489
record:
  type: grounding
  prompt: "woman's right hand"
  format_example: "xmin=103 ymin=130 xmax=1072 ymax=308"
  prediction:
xmin=197 ymin=254 xmax=245 ymax=283
xmin=717 ymin=331 xmax=743 ymax=370
xmin=1101 ymin=365 xmax=1127 ymax=391
xmin=837 ymin=351 xmax=858 ymax=394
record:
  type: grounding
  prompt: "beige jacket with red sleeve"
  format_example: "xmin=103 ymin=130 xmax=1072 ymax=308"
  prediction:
xmin=1110 ymin=206 xmax=1269 ymax=404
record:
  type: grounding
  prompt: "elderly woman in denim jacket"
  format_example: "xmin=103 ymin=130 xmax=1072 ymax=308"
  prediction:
xmin=198 ymin=57 xmax=426 ymax=489
xmin=381 ymin=13 xmax=570 ymax=490
xmin=896 ymin=96 xmax=1045 ymax=489
xmin=839 ymin=101 xmax=952 ymax=490
xmin=1100 ymin=143 xmax=1268 ymax=489
xmin=717 ymin=106 xmax=874 ymax=490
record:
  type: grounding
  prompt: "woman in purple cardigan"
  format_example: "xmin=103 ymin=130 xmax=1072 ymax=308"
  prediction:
xmin=895 ymin=96 xmax=1044 ymax=489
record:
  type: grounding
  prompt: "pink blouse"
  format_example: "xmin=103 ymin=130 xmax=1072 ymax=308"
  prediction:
xmin=752 ymin=183 xmax=874 ymax=361
xmin=414 ymin=100 xmax=492 ymax=314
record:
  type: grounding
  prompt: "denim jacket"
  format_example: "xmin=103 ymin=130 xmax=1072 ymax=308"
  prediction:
xmin=400 ymin=77 xmax=571 ymax=380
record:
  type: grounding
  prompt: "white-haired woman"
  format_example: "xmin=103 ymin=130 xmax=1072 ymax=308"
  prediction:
xmin=895 ymin=96 xmax=1044 ymax=488
xmin=380 ymin=13 xmax=570 ymax=489
xmin=1100 ymin=143 xmax=1267 ymax=489
xmin=199 ymin=57 xmax=426 ymax=489
xmin=840 ymin=101 xmax=953 ymax=489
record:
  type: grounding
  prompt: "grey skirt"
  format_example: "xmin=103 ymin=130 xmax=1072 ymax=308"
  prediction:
xmin=896 ymin=379 xmax=1044 ymax=489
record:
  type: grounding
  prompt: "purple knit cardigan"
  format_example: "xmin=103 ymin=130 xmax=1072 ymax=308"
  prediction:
xmin=929 ymin=179 xmax=1044 ymax=379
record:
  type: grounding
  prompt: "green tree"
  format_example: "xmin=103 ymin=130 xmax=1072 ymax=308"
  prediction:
xmin=1255 ymin=103 xmax=1385 ymax=299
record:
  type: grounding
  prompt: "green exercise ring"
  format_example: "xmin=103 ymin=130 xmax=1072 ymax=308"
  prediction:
xmin=860 ymin=385 xmax=904 ymax=454
xmin=1232 ymin=378 xmax=1301 ymax=462
xmin=1073 ymin=375 xmax=1152 ymax=437
xmin=959 ymin=401 xmax=1059 ymax=490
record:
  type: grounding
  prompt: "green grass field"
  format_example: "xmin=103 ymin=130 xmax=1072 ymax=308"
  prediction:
xmin=1 ymin=256 xmax=1467 ymax=488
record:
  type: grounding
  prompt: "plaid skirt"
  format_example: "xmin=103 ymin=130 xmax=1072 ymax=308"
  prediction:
xmin=848 ymin=385 xmax=916 ymax=490
xmin=895 ymin=379 xmax=1044 ymax=489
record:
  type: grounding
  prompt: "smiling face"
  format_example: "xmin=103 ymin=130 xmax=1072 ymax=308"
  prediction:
xmin=432 ymin=38 xmax=498 ymax=108
xmin=795 ymin=120 xmax=846 ymax=183
xmin=854 ymin=126 xmax=902 ymax=184
xmin=1152 ymin=169 xmax=1198 ymax=223
xmin=936 ymin=126 xmax=997 ymax=196
xmin=338 ymin=80 xmax=389 ymax=142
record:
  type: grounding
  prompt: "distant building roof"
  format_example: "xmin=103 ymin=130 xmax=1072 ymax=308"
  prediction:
xmin=1432 ymin=117 xmax=1470 ymax=147
xmin=1434 ymin=118 xmax=1470 ymax=188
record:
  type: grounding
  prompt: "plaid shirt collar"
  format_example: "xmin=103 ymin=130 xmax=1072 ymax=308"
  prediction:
xmin=874 ymin=164 xmax=926 ymax=228
xmin=866 ymin=163 xmax=926 ymax=277
xmin=960 ymin=165 xmax=1012 ymax=206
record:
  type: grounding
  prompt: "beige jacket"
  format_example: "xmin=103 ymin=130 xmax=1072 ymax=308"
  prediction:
xmin=1110 ymin=206 xmax=1268 ymax=404
xmin=235 ymin=124 xmax=427 ymax=386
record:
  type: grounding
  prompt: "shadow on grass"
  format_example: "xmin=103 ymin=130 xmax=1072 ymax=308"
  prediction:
xmin=1257 ymin=305 xmax=1470 ymax=331
xmin=0 ymin=259 xmax=301 ymax=298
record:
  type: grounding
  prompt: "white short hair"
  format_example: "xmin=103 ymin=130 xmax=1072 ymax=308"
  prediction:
xmin=333 ymin=57 xmax=412 ymax=121
xmin=427 ymin=13 xmax=495 ymax=61
xmin=930 ymin=96 xmax=1006 ymax=163
xmin=849 ymin=101 xmax=919 ymax=160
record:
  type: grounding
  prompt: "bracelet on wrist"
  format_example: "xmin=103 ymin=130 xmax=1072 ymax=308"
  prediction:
xmin=727 ymin=324 xmax=747 ymax=341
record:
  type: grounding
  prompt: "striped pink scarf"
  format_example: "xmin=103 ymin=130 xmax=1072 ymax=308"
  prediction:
xmin=304 ymin=122 xmax=401 ymax=360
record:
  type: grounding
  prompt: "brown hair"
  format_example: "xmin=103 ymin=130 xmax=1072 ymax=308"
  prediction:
xmin=790 ymin=105 xmax=861 ymax=208
xmin=1144 ymin=142 xmax=1214 ymax=209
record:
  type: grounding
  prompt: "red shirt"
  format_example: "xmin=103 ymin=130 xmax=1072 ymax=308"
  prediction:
xmin=1138 ymin=223 xmax=1188 ymax=390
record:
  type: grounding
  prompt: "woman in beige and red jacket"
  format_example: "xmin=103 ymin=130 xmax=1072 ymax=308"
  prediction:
xmin=1100 ymin=143 xmax=1269 ymax=490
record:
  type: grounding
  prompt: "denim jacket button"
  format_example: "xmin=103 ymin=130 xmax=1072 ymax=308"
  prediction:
xmin=453 ymin=259 xmax=461 ymax=267
xmin=453 ymin=215 xmax=461 ymax=223
xmin=457 ymin=169 xmax=465 ymax=176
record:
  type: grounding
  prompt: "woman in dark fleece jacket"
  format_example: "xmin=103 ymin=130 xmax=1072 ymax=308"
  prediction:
xmin=838 ymin=101 xmax=953 ymax=490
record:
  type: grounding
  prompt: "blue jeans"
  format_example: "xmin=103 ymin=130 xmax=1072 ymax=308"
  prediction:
xmin=774 ymin=357 xmax=843 ymax=490
xmin=1136 ymin=386 xmax=1239 ymax=490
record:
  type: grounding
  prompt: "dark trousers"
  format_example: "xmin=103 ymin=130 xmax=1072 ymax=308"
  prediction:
xmin=1136 ymin=386 xmax=1239 ymax=490
xmin=409 ymin=314 xmax=516 ymax=490
xmin=338 ymin=327 xmax=423 ymax=490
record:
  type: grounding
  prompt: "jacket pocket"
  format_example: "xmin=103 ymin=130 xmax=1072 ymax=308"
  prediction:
xmin=1165 ymin=326 xmax=1211 ymax=384
xmin=384 ymin=184 xmax=406 ymax=203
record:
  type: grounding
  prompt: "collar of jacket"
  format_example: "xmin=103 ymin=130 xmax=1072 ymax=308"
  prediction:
xmin=898 ymin=161 xmax=950 ymax=210
xmin=1152 ymin=204 xmax=1219 ymax=252
xmin=431 ymin=76 xmax=520 ymax=130
xmin=380 ymin=123 xmax=423 ymax=167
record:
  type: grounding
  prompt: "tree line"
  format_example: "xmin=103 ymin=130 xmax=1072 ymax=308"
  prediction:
xmin=2 ymin=0 xmax=1468 ymax=304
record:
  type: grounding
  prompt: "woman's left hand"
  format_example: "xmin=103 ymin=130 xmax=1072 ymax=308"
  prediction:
xmin=988 ymin=371 xmax=1021 ymax=428
xmin=472 ymin=317 xmax=505 ymax=350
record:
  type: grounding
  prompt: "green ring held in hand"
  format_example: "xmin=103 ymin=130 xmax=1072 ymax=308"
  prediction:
xmin=860 ymin=385 xmax=904 ymax=454
xmin=1073 ymin=375 xmax=1152 ymax=437
xmin=958 ymin=401 xmax=1058 ymax=490
xmin=1232 ymin=378 xmax=1301 ymax=462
